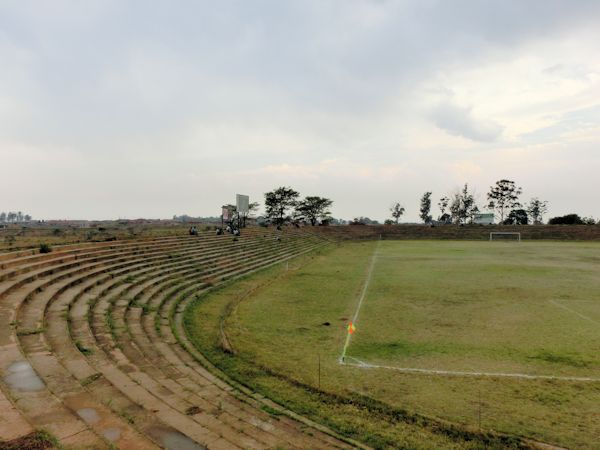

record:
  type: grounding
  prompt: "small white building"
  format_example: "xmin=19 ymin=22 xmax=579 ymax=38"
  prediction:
xmin=473 ymin=213 xmax=495 ymax=225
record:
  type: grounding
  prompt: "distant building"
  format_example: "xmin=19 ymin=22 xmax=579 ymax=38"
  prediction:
xmin=473 ymin=213 xmax=494 ymax=225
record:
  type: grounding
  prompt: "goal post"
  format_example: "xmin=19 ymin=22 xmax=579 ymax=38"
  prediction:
xmin=489 ymin=232 xmax=521 ymax=242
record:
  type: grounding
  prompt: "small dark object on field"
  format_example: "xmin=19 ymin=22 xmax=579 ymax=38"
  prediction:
xmin=186 ymin=406 xmax=201 ymax=415
xmin=322 ymin=322 xmax=331 ymax=326
xmin=39 ymin=243 xmax=52 ymax=253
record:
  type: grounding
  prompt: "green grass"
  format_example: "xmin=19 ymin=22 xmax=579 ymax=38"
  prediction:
xmin=184 ymin=245 xmax=533 ymax=449
xmin=184 ymin=240 xmax=600 ymax=449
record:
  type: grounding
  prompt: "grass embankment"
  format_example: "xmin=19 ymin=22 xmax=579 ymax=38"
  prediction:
xmin=184 ymin=243 xmax=538 ymax=449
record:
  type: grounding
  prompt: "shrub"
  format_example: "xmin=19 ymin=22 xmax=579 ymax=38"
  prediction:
xmin=39 ymin=243 xmax=52 ymax=253
xmin=548 ymin=214 xmax=584 ymax=225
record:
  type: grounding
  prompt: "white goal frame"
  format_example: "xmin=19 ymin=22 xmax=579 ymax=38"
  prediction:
xmin=489 ymin=232 xmax=521 ymax=242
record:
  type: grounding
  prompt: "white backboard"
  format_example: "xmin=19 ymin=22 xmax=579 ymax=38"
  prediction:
xmin=236 ymin=194 xmax=249 ymax=214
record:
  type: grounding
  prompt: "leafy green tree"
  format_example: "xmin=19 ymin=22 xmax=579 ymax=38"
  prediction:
xmin=449 ymin=184 xmax=478 ymax=224
xmin=419 ymin=192 xmax=432 ymax=224
xmin=487 ymin=179 xmax=522 ymax=223
xmin=438 ymin=196 xmax=450 ymax=222
xmin=352 ymin=217 xmax=379 ymax=225
xmin=503 ymin=209 xmax=528 ymax=225
xmin=264 ymin=187 xmax=300 ymax=226
xmin=526 ymin=198 xmax=548 ymax=224
xmin=248 ymin=202 xmax=260 ymax=216
xmin=390 ymin=202 xmax=405 ymax=224
xmin=548 ymin=214 xmax=584 ymax=225
xmin=296 ymin=196 xmax=333 ymax=226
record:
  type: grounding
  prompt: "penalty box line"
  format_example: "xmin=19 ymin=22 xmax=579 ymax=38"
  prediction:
xmin=343 ymin=356 xmax=600 ymax=382
xmin=340 ymin=240 xmax=380 ymax=363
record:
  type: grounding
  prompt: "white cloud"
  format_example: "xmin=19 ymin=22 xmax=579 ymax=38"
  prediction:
xmin=431 ymin=102 xmax=504 ymax=142
xmin=1 ymin=1 xmax=600 ymax=221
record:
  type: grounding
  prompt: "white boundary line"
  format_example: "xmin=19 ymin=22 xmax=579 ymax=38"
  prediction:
xmin=343 ymin=356 xmax=600 ymax=382
xmin=339 ymin=240 xmax=380 ymax=363
xmin=548 ymin=299 xmax=600 ymax=325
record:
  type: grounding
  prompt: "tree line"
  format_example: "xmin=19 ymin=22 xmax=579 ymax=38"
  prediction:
xmin=260 ymin=180 xmax=597 ymax=227
xmin=0 ymin=211 xmax=32 ymax=223
xmin=263 ymin=187 xmax=333 ymax=226
xmin=388 ymin=179 xmax=596 ymax=225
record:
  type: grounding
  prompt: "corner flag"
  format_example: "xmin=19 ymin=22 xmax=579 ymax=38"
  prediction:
xmin=347 ymin=322 xmax=356 ymax=334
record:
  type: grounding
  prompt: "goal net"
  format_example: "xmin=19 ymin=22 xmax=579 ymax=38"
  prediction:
xmin=489 ymin=232 xmax=521 ymax=242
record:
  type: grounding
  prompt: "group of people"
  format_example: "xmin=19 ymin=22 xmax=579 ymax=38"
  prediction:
xmin=216 ymin=224 xmax=240 ymax=236
xmin=189 ymin=224 xmax=242 ymax=237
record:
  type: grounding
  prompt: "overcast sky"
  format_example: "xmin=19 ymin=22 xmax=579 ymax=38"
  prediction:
xmin=1 ymin=1 xmax=599 ymax=222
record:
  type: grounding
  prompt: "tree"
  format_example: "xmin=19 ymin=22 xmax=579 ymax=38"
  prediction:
xmin=438 ymin=196 xmax=450 ymax=222
xmin=352 ymin=217 xmax=379 ymax=225
xmin=24 ymin=214 xmax=32 ymax=222
xmin=264 ymin=187 xmax=300 ymax=226
xmin=419 ymin=192 xmax=432 ymax=224
xmin=526 ymin=198 xmax=548 ymax=224
xmin=0 ymin=212 xmax=5 ymax=222
xmin=7 ymin=212 xmax=16 ymax=222
xmin=296 ymin=196 xmax=333 ymax=226
xmin=390 ymin=202 xmax=405 ymax=224
xmin=503 ymin=209 xmax=528 ymax=225
xmin=449 ymin=184 xmax=478 ymax=224
xmin=487 ymin=179 xmax=522 ymax=223
xmin=248 ymin=202 xmax=260 ymax=216
xmin=548 ymin=214 xmax=584 ymax=225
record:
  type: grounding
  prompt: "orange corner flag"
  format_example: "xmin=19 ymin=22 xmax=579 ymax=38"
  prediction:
xmin=347 ymin=322 xmax=356 ymax=334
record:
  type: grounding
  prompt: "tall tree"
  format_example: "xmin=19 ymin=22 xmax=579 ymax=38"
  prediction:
xmin=264 ymin=186 xmax=300 ymax=226
xmin=438 ymin=196 xmax=450 ymax=222
xmin=487 ymin=179 xmax=522 ymax=223
xmin=526 ymin=198 xmax=548 ymax=224
xmin=504 ymin=209 xmax=528 ymax=225
xmin=0 ymin=212 xmax=5 ymax=222
xmin=296 ymin=196 xmax=333 ymax=226
xmin=390 ymin=202 xmax=405 ymax=224
xmin=419 ymin=192 xmax=432 ymax=224
xmin=449 ymin=184 xmax=478 ymax=224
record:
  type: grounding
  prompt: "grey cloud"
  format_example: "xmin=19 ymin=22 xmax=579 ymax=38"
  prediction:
xmin=431 ymin=102 xmax=504 ymax=143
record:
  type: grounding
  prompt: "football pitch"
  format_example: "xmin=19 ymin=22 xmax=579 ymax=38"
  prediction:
xmin=341 ymin=240 xmax=600 ymax=381
xmin=190 ymin=239 xmax=600 ymax=448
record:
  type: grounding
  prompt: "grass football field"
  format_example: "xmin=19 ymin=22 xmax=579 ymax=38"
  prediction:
xmin=185 ymin=239 xmax=600 ymax=448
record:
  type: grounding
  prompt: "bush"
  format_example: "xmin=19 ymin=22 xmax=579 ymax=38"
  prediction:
xmin=39 ymin=243 xmax=52 ymax=253
xmin=548 ymin=214 xmax=584 ymax=225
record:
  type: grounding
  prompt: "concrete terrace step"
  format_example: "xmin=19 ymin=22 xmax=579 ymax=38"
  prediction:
xmin=0 ymin=228 xmax=348 ymax=449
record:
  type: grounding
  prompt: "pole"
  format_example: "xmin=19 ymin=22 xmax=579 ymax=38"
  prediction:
xmin=318 ymin=354 xmax=321 ymax=390
xmin=478 ymin=388 xmax=481 ymax=431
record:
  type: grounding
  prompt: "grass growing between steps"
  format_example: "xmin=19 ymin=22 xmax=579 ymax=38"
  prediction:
xmin=183 ymin=246 xmax=531 ymax=450
xmin=0 ymin=430 xmax=61 ymax=450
